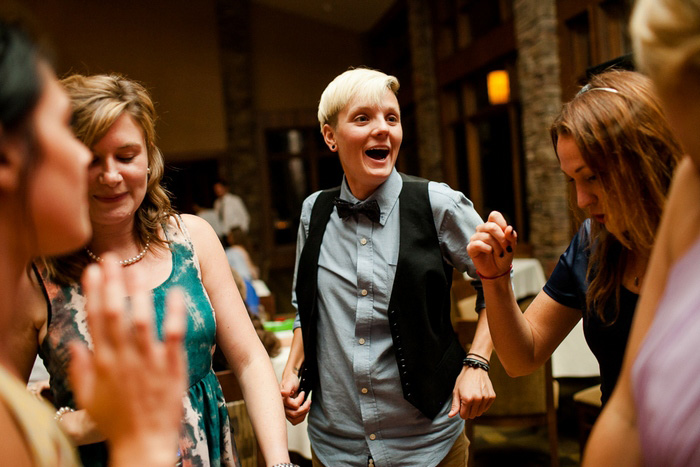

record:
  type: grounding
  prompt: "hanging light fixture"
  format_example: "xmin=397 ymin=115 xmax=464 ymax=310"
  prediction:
xmin=487 ymin=70 xmax=510 ymax=105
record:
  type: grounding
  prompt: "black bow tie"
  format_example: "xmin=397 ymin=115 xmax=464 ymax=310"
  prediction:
xmin=333 ymin=197 xmax=381 ymax=223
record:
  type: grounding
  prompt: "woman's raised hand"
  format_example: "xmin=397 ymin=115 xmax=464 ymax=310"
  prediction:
xmin=68 ymin=256 xmax=187 ymax=467
xmin=467 ymin=211 xmax=517 ymax=278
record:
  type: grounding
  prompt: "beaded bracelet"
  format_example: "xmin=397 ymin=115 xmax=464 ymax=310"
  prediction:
xmin=272 ymin=464 xmax=300 ymax=467
xmin=467 ymin=352 xmax=490 ymax=365
xmin=463 ymin=357 xmax=490 ymax=372
xmin=54 ymin=406 xmax=75 ymax=421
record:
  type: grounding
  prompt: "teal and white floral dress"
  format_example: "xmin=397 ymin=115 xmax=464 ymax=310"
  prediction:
xmin=36 ymin=216 xmax=238 ymax=466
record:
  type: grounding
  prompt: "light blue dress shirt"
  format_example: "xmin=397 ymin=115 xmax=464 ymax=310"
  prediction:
xmin=292 ymin=169 xmax=483 ymax=467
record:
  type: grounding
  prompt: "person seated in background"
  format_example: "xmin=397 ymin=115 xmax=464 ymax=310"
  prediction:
xmin=584 ymin=1 xmax=700 ymax=465
xmin=213 ymin=267 xmax=280 ymax=372
xmin=193 ymin=202 xmax=222 ymax=241
xmin=0 ymin=16 xmax=186 ymax=466
xmin=214 ymin=178 xmax=250 ymax=238
xmin=225 ymin=227 xmax=261 ymax=314
xmin=281 ymin=67 xmax=497 ymax=467
xmin=467 ymin=69 xmax=683 ymax=406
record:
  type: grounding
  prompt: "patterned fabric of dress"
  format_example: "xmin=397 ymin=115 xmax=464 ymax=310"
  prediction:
xmin=35 ymin=215 xmax=238 ymax=466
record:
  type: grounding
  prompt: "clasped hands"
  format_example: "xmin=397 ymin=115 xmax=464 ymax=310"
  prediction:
xmin=280 ymin=370 xmax=311 ymax=425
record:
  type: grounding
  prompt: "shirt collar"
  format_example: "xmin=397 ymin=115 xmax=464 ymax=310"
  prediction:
xmin=339 ymin=169 xmax=401 ymax=226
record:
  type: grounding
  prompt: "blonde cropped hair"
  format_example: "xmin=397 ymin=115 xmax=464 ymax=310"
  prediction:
xmin=42 ymin=74 xmax=175 ymax=284
xmin=317 ymin=67 xmax=400 ymax=132
xmin=631 ymin=0 xmax=700 ymax=87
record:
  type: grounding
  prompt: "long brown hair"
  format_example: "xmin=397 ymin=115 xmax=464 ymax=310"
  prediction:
xmin=551 ymin=70 xmax=683 ymax=322
xmin=42 ymin=74 xmax=175 ymax=284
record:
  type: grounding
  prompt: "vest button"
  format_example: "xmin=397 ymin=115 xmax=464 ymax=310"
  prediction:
xmin=361 ymin=387 xmax=368 ymax=394
xmin=360 ymin=237 xmax=368 ymax=245
xmin=358 ymin=338 xmax=366 ymax=345
xmin=361 ymin=289 xmax=368 ymax=296
xmin=369 ymin=434 xmax=376 ymax=440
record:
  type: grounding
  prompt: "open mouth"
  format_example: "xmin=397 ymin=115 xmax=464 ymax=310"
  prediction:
xmin=365 ymin=148 xmax=390 ymax=160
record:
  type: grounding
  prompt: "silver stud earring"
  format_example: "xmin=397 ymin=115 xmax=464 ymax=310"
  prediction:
xmin=147 ymin=167 xmax=151 ymax=173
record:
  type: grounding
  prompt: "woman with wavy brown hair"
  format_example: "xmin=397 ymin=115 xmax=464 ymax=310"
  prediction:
xmin=18 ymin=74 xmax=292 ymax=466
xmin=467 ymin=69 xmax=683 ymax=406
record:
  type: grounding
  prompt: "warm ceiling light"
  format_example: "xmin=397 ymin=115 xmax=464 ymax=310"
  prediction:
xmin=487 ymin=70 xmax=510 ymax=105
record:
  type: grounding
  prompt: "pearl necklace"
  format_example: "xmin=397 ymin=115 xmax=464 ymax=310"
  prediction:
xmin=85 ymin=241 xmax=151 ymax=267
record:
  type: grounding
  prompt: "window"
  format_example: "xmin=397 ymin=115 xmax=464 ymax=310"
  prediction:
xmin=439 ymin=61 xmax=528 ymax=240
xmin=265 ymin=127 xmax=343 ymax=248
xmin=433 ymin=0 xmax=528 ymax=241
xmin=558 ymin=0 xmax=633 ymax=100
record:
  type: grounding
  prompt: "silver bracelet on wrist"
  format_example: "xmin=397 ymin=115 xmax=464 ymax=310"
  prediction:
xmin=54 ymin=406 xmax=75 ymax=421
xmin=272 ymin=464 xmax=299 ymax=467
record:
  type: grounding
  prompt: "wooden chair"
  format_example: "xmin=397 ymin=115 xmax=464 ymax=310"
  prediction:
xmin=217 ymin=370 xmax=266 ymax=467
xmin=216 ymin=369 xmax=244 ymax=402
xmin=572 ymin=384 xmax=602 ymax=456
xmin=227 ymin=400 xmax=258 ymax=467
xmin=454 ymin=318 xmax=560 ymax=467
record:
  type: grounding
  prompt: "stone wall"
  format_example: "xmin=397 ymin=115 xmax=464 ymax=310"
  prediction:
xmin=216 ymin=0 xmax=263 ymax=241
xmin=513 ymin=0 xmax=570 ymax=272
xmin=407 ymin=0 xmax=444 ymax=182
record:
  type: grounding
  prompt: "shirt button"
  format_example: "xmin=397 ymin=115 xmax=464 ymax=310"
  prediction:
xmin=359 ymin=338 xmax=366 ymax=345
xmin=361 ymin=387 xmax=368 ymax=394
xmin=369 ymin=434 xmax=376 ymax=440
xmin=360 ymin=237 xmax=368 ymax=245
xmin=361 ymin=289 xmax=368 ymax=296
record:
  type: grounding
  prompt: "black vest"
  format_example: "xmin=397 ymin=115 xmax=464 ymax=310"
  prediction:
xmin=295 ymin=173 xmax=465 ymax=419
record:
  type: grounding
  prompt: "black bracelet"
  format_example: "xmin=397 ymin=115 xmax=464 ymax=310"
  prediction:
xmin=463 ymin=357 xmax=490 ymax=372
xmin=467 ymin=352 xmax=489 ymax=364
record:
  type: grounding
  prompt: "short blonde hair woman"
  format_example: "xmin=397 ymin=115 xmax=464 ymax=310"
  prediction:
xmin=317 ymin=67 xmax=400 ymax=131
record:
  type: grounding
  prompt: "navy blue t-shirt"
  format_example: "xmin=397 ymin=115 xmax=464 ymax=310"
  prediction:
xmin=543 ymin=220 xmax=637 ymax=405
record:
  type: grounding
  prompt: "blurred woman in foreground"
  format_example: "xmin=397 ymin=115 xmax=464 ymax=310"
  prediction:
xmin=585 ymin=0 xmax=700 ymax=465
xmin=0 ymin=17 xmax=186 ymax=466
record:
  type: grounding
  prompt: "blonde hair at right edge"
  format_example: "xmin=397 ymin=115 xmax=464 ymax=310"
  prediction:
xmin=630 ymin=0 xmax=700 ymax=88
xmin=317 ymin=67 xmax=400 ymax=132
